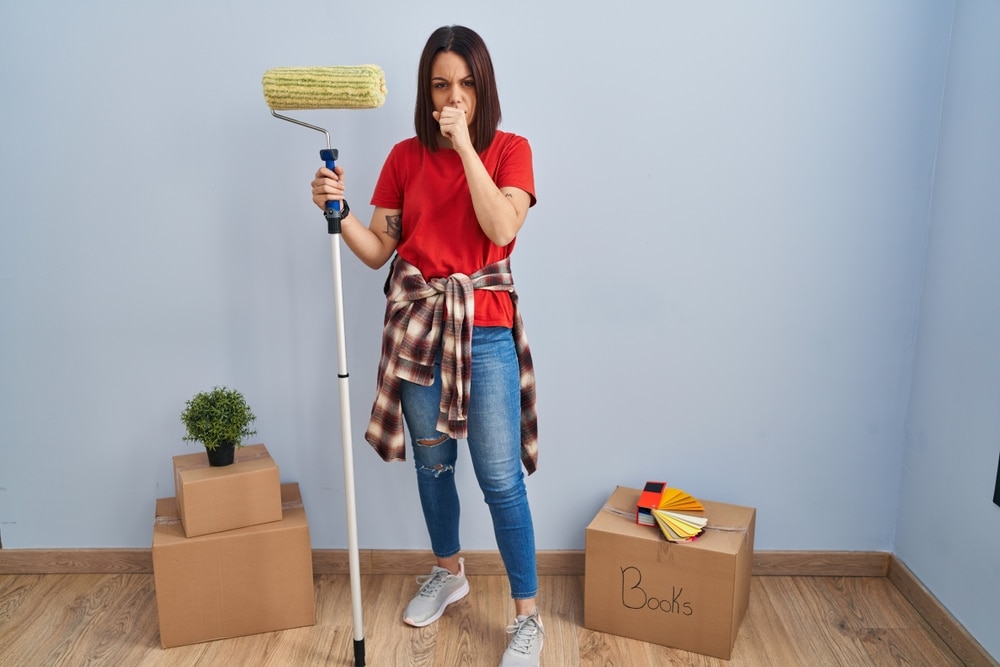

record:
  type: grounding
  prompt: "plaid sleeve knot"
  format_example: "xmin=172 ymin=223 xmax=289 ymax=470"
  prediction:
xmin=364 ymin=256 xmax=538 ymax=474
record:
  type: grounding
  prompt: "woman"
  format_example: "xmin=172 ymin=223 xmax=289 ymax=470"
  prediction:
xmin=311 ymin=25 xmax=542 ymax=667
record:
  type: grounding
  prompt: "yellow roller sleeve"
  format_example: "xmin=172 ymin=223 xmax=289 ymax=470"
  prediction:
xmin=262 ymin=65 xmax=387 ymax=110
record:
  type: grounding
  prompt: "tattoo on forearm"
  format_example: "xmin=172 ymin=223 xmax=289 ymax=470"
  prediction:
xmin=384 ymin=214 xmax=402 ymax=239
xmin=504 ymin=193 xmax=513 ymax=200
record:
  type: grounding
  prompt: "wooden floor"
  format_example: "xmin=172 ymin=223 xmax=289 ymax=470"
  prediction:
xmin=0 ymin=572 xmax=970 ymax=666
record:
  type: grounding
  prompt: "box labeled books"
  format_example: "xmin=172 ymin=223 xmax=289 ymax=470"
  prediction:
xmin=152 ymin=482 xmax=315 ymax=648
xmin=584 ymin=485 xmax=755 ymax=659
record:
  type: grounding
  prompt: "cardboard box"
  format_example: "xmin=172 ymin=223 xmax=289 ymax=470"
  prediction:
xmin=584 ymin=486 xmax=755 ymax=659
xmin=153 ymin=482 xmax=316 ymax=648
xmin=173 ymin=443 xmax=282 ymax=537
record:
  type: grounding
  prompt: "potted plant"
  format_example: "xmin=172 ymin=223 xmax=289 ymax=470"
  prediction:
xmin=180 ymin=386 xmax=257 ymax=466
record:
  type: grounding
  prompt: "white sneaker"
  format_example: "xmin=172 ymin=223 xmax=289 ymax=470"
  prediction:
xmin=500 ymin=608 xmax=544 ymax=667
xmin=402 ymin=557 xmax=470 ymax=627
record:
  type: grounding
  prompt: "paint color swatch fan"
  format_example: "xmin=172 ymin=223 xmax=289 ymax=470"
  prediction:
xmin=652 ymin=487 xmax=708 ymax=542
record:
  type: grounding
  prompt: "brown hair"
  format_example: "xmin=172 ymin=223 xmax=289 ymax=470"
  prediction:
xmin=414 ymin=25 xmax=502 ymax=153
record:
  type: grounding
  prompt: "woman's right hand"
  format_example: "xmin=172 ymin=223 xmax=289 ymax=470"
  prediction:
xmin=311 ymin=165 xmax=345 ymax=211
xmin=305 ymin=165 xmax=400 ymax=271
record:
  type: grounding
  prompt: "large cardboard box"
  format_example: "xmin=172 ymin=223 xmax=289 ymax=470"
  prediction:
xmin=153 ymin=482 xmax=316 ymax=648
xmin=173 ymin=443 xmax=282 ymax=537
xmin=584 ymin=486 xmax=755 ymax=659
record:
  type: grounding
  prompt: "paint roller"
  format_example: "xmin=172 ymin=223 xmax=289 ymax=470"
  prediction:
xmin=262 ymin=64 xmax=386 ymax=667
xmin=262 ymin=65 xmax=386 ymax=231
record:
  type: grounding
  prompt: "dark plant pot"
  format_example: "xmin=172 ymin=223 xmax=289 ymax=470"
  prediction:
xmin=206 ymin=443 xmax=236 ymax=467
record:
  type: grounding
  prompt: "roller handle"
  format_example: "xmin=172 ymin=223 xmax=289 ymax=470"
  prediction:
xmin=320 ymin=148 xmax=342 ymax=234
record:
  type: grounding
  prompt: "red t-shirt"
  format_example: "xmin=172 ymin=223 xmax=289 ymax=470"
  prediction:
xmin=370 ymin=131 xmax=536 ymax=327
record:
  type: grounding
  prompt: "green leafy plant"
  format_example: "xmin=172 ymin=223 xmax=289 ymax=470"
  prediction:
xmin=180 ymin=386 xmax=257 ymax=451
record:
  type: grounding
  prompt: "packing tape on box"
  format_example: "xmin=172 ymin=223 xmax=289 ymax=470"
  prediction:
xmin=601 ymin=503 xmax=641 ymax=520
xmin=175 ymin=447 xmax=272 ymax=473
xmin=601 ymin=503 xmax=750 ymax=536
xmin=155 ymin=516 xmax=183 ymax=526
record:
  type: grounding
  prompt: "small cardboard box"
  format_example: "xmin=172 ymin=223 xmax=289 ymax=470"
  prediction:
xmin=584 ymin=486 xmax=755 ymax=659
xmin=152 ymin=482 xmax=316 ymax=648
xmin=173 ymin=443 xmax=282 ymax=537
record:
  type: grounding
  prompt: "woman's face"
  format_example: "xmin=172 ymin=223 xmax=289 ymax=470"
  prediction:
xmin=430 ymin=51 xmax=476 ymax=126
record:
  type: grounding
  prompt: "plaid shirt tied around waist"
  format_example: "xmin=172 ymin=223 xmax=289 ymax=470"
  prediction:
xmin=364 ymin=256 xmax=539 ymax=475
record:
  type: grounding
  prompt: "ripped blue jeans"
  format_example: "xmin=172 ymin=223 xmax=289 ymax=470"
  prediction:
xmin=399 ymin=326 xmax=538 ymax=600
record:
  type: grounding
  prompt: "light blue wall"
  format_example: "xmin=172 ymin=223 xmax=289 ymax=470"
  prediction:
xmin=896 ymin=0 xmax=1000 ymax=658
xmin=1 ymin=0 xmax=992 ymax=656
